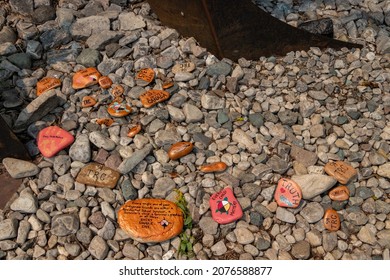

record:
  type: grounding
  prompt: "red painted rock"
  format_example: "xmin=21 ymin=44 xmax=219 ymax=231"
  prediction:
xmin=72 ymin=67 xmax=101 ymax=89
xmin=76 ymin=163 xmax=120 ymax=188
xmin=118 ymin=198 xmax=184 ymax=243
xmin=127 ymin=124 xmax=141 ymax=138
xmin=107 ymin=102 xmax=132 ymax=117
xmin=323 ymin=208 xmax=340 ymax=231
xmin=274 ymin=178 xmax=302 ymax=208
xmin=210 ymin=188 xmax=243 ymax=224
xmin=324 ymin=161 xmax=357 ymax=185
xmin=110 ymin=84 xmax=124 ymax=98
xmin=36 ymin=77 xmax=61 ymax=96
xmin=98 ymin=76 xmax=113 ymax=89
xmin=81 ymin=96 xmax=97 ymax=108
xmin=168 ymin=142 xmax=193 ymax=160
xmin=96 ymin=118 xmax=114 ymax=126
xmin=199 ymin=162 xmax=227 ymax=173
xmin=135 ymin=68 xmax=155 ymax=86
xmin=37 ymin=126 xmax=74 ymax=158
xmin=329 ymin=185 xmax=350 ymax=201
xmin=172 ymin=62 xmax=196 ymax=74
xmin=140 ymin=89 xmax=170 ymax=108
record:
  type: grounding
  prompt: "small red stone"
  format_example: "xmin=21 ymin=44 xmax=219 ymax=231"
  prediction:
xmin=274 ymin=178 xmax=302 ymax=208
xmin=37 ymin=126 xmax=74 ymax=158
xmin=209 ymin=187 xmax=243 ymax=224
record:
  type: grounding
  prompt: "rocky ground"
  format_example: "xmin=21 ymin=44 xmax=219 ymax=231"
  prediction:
xmin=1 ymin=0 xmax=390 ymax=260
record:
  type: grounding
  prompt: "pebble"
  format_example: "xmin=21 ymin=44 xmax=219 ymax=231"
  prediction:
xmin=0 ymin=219 xmax=18 ymax=241
xmin=89 ymin=131 xmax=116 ymax=151
xmin=291 ymin=240 xmax=311 ymax=259
xmin=69 ymin=134 xmax=91 ymax=163
xmin=2 ymin=158 xmax=40 ymax=179
xmin=324 ymin=161 xmax=358 ymax=185
xmin=276 ymin=207 xmax=296 ymax=223
xmin=292 ymin=174 xmax=337 ymax=199
xmin=51 ymin=214 xmax=79 ymax=237
xmin=234 ymin=227 xmax=254 ymax=245
xmin=10 ymin=191 xmax=38 ymax=214
xmin=89 ymin=236 xmax=109 ymax=260
xmin=300 ymin=202 xmax=324 ymax=223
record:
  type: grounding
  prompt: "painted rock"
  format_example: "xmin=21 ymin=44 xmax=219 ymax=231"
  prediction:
xmin=172 ymin=62 xmax=196 ymax=74
xmin=162 ymin=81 xmax=174 ymax=89
xmin=76 ymin=163 xmax=120 ymax=188
xmin=274 ymin=178 xmax=302 ymax=208
xmin=110 ymin=84 xmax=124 ymax=98
xmin=98 ymin=76 xmax=113 ymax=89
xmin=199 ymin=162 xmax=227 ymax=173
xmin=117 ymin=198 xmax=184 ymax=243
xmin=72 ymin=67 xmax=101 ymax=89
xmin=96 ymin=118 xmax=114 ymax=126
xmin=135 ymin=68 xmax=155 ymax=86
xmin=168 ymin=142 xmax=193 ymax=160
xmin=329 ymin=185 xmax=350 ymax=201
xmin=36 ymin=77 xmax=61 ymax=96
xmin=140 ymin=89 xmax=170 ymax=108
xmin=324 ymin=161 xmax=357 ymax=185
xmin=81 ymin=96 xmax=97 ymax=108
xmin=107 ymin=102 xmax=132 ymax=117
xmin=37 ymin=126 xmax=74 ymax=158
xmin=209 ymin=188 xmax=243 ymax=224
xmin=127 ymin=124 xmax=141 ymax=138
xmin=323 ymin=208 xmax=340 ymax=231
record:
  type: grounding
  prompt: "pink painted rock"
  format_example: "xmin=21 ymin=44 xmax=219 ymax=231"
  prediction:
xmin=274 ymin=178 xmax=302 ymax=208
xmin=209 ymin=187 xmax=243 ymax=224
xmin=37 ymin=126 xmax=74 ymax=158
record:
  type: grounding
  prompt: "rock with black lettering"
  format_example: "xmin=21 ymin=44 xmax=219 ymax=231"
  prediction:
xmin=75 ymin=163 xmax=120 ymax=188
xmin=139 ymin=89 xmax=170 ymax=108
xmin=209 ymin=187 xmax=243 ymax=224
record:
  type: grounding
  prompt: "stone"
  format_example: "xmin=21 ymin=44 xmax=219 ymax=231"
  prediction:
xmin=36 ymin=77 xmax=61 ymax=96
xmin=76 ymin=48 xmax=102 ymax=67
xmin=86 ymin=31 xmax=124 ymax=51
xmin=274 ymin=178 xmax=302 ymax=208
xmin=201 ymin=93 xmax=225 ymax=110
xmin=323 ymin=208 xmax=340 ymax=232
xmin=209 ymin=188 xmax=243 ymax=224
xmin=32 ymin=5 xmax=56 ymax=24
xmin=151 ymin=177 xmax=176 ymax=198
xmin=276 ymin=207 xmax=296 ymax=223
xmin=89 ymin=131 xmax=116 ymax=151
xmin=81 ymin=96 xmax=97 ymax=108
xmin=54 ymin=155 xmax=71 ymax=176
xmin=211 ymin=240 xmax=227 ymax=256
xmin=10 ymin=191 xmax=38 ymax=214
xmin=71 ymin=16 xmax=110 ymax=40
xmin=329 ymin=185 xmax=350 ymax=201
xmin=298 ymin=18 xmax=333 ymax=37
xmin=324 ymin=161 xmax=357 ymax=185
xmin=0 ymin=42 xmax=17 ymax=56
xmin=174 ymin=72 xmax=195 ymax=82
xmin=291 ymin=174 xmax=337 ymax=200
xmin=89 ymin=236 xmax=108 ymax=259
xmin=117 ymin=144 xmax=153 ymax=174
xmin=377 ymin=163 xmax=390 ymax=179
xmin=117 ymin=198 xmax=184 ymax=243
xmin=357 ymin=224 xmax=377 ymax=245
xmin=135 ymin=68 xmax=155 ymax=86
xmin=96 ymin=118 xmax=114 ymax=126
xmin=199 ymin=162 xmax=227 ymax=173
xmin=206 ymin=61 xmax=231 ymax=76
xmin=127 ymin=124 xmax=141 ymax=138
xmin=76 ymin=163 xmax=120 ymax=189
xmin=168 ymin=142 xmax=194 ymax=160
xmin=300 ymin=202 xmax=324 ymax=223
xmin=118 ymin=12 xmax=145 ymax=31
xmin=0 ymin=219 xmax=18 ymax=241
xmin=172 ymin=62 xmax=196 ymax=74
xmin=98 ymin=76 xmax=113 ymax=89
xmin=140 ymin=89 xmax=170 ymax=108
xmin=72 ymin=67 xmax=101 ymax=89
xmin=291 ymin=240 xmax=311 ymax=259
xmin=234 ymin=227 xmax=254 ymax=245
xmin=107 ymin=102 xmax=132 ymax=117
xmin=110 ymin=84 xmax=124 ymax=98
xmin=2 ymin=158 xmax=39 ymax=179
xmin=0 ymin=26 xmax=17 ymax=44
xmin=183 ymin=103 xmax=203 ymax=123
xmin=51 ymin=214 xmax=79 ymax=237
xmin=9 ymin=0 xmax=34 ymax=16
xmin=290 ymin=145 xmax=318 ymax=167
xmin=37 ymin=126 xmax=74 ymax=158
xmin=69 ymin=134 xmax=91 ymax=163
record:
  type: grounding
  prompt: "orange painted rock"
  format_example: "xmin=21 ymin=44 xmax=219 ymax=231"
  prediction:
xmin=329 ymin=185 xmax=350 ymax=201
xmin=324 ymin=161 xmax=357 ymax=185
xmin=36 ymin=77 xmax=61 ymax=96
xmin=127 ymin=124 xmax=141 ymax=138
xmin=168 ymin=142 xmax=193 ymax=160
xmin=199 ymin=162 xmax=227 ymax=173
xmin=72 ymin=67 xmax=101 ymax=89
xmin=81 ymin=96 xmax=97 ymax=108
xmin=98 ymin=76 xmax=113 ymax=89
xmin=162 ymin=81 xmax=174 ymax=89
xmin=76 ymin=163 xmax=120 ymax=188
xmin=210 ymin=188 xmax=243 ymax=224
xmin=107 ymin=102 xmax=132 ymax=117
xmin=172 ymin=62 xmax=196 ymax=74
xmin=96 ymin=118 xmax=114 ymax=126
xmin=117 ymin=198 xmax=184 ymax=243
xmin=274 ymin=178 xmax=302 ymax=208
xmin=139 ymin=89 xmax=170 ymax=108
xmin=323 ymin=208 xmax=340 ymax=231
xmin=110 ymin=84 xmax=124 ymax=98
xmin=37 ymin=126 xmax=74 ymax=158
xmin=135 ymin=68 xmax=155 ymax=86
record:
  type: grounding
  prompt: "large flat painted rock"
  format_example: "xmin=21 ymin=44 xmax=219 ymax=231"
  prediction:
xmin=37 ymin=126 xmax=74 ymax=158
xmin=117 ymin=198 xmax=184 ymax=243
xmin=76 ymin=163 xmax=120 ymax=188
xmin=209 ymin=187 xmax=243 ymax=224
xmin=324 ymin=161 xmax=357 ymax=185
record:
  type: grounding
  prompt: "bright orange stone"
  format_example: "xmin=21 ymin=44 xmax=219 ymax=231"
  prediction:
xmin=329 ymin=185 xmax=350 ymax=201
xmin=168 ymin=142 xmax=193 ymax=160
xmin=98 ymin=76 xmax=113 ymax=89
xmin=324 ymin=161 xmax=357 ymax=185
xmin=139 ymin=89 xmax=170 ymax=108
xmin=81 ymin=96 xmax=97 ymax=108
xmin=162 ymin=81 xmax=174 ymax=89
xmin=135 ymin=68 xmax=155 ymax=86
xmin=72 ymin=67 xmax=101 ymax=89
xmin=127 ymin=124 xmax=141 ymax=138
xmin=110 ymin=84 xmax=124 ymax=98
xmin=107 ymin=102 xmax=132 ymax=117
xmin=36 ymin=77 xmax=61 ymax=96
xmin=37 ymin=126 xmax=74 ymax=158
xmin=274 ymin=178 xmax=302 ymax=208
xmin=323 ymin=208 xmax=340 ymax=231
xmin=96 ymin=118 xmax=114 ymax=126
xmin=199 ymin=162 xmax=227 ymax=173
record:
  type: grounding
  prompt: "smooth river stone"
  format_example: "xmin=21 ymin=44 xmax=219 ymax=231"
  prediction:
xmin=135 ymin=68 xmax=155 ymax=86
xmin=199 ymin=162 xmax=227 ymax=173
xmin=172 ymin=62 xmax=196 ymax=74
xmin=140 ymin=89 xmax=170 ymax=108
xmin=110 ymin=84 xmax=124 ymax=98
xmin=324 ymin=161 xmax=357 ymax=185
xmin=36 ymin=77 xmax=61 ymax=96
xmin=107 ymin=102 xmax=132 ymax=117
xmin=127 ymin=124 xmax=141 ymax=138
xmin=323 ymin=208 xmax=340 ymax=231
xmin=76 ymin=163 xmax=120 ymax=188
xmin=209 ymin=188 xmax=243 ymax=224
xmin=81 ymin=96 xmax=96 ymax=108
xmin=167 ymin=142 xmax=193 ymax=160
xmin=72 ymin=67 xmax=101 ymax=89
xmin=329 ymin=185 xmax=350 ymax=201
xmin=98 ymin=76 xmax=113 ymax=89
xmin=37 ymin=126 xmax=74 ymax=158
xmin=274 ymin=178 xmax=302 ymax=208
xmin=117 ymin=198 xmax=184 ymax=243
xmin=291 ymin=174 xmax=337 ymax=200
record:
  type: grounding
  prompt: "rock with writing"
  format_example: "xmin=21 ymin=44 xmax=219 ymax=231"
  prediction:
xmin=110 ymin=84 xmax=124 ymax=98
xmin=81 ymin=96 xmax=97 ymax=108
xmin=117 ymin=198 xmax=184 ymax=243
xmin=76 ymin=163 xmax=120 ymax=188
xmin=274 ymin=178 xmax=302 ymax=208
xmin=135 ymin=68 xmax=155 ymax=86
xmin=168 ymin=142 xmax=193 ymax=160
xmin=36 ymin=77 xmax=61 ymax=96
xmin=96 ymin=118 xmax=114 ymax=126
xmin=127 ymin=124 xmax=141 ymax=138
xmin=324 ymin=161 xmax=357 ymax=185
xmin=140 ymin=89 xmax=170 ymax=108
xmin=210 ymin=188 xmax=243 ymax=224
xmin=98 ymin=76 xmax=113 ymax=89
xmin=37 ymin=126 xmax=74 ymax=158
xmin=329 ymin=185 xmax=350 ymax=201
xmin=199 ymin=162 xmax=227 ymax=173
xmin=107 ymin=102 xmax=132 ymax=117
xmin=323 ymin=208 xmax=340 ymax=231
xmin=172 ymin=62 xmax=196 ymax=74
xmin=72 ymin=67 xmax=101 ymax=89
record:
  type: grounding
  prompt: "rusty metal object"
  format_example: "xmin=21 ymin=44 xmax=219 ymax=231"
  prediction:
xmin=147 ymin=0 xmax=362 ymax=61
xmin=0 ymin=116 xmax=30 ymax=161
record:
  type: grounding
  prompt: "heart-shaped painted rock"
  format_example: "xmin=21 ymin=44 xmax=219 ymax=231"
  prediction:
xmin=81 ymin=96 xmax=97 ymax=108
xmin=135 ymin=68 xmax=155 ymax=86
xmin=107 ymin=102 xmax=132 ymax=117
xmin=324 ymin=161 xmax=357 ymax=185
xmin=168 ymin=142 xmax=193 ymax=160
xmin=140 ymin=89 xmax=170 ymax=108
xmin=274 ymin=178 xmax=302 ymax=208
xmin=72 ymin=67 xmax=101 ymax=89
xmin=110 ymin=84 xmax=124 ymax=98
xmin=329 ymin=185 xmax=350 ymax=201
xmin=118 ymin=198 xmax=184 ymax=243
xmin=210 ymin=188 xmax=243 ymax=224
xmin=96 ymin=118 xmax=114 ymax=126
xmin=76 ymin=163 xmax=120 ymax=188
xmin=172 ymin=62 xmax=196 ymax=74
xmin=98 ymin=76 xmax=113 ymax=89
xmin=36 ymin=77 xmax=61 ymax=96
xmin=199 ymin=162 xmax=227 ymax=173
xmin=127 ymin=124 xmax=141 ymax=138
xmin=37 ymin=126 xmax=74 ymax=158
xmin=323 ymin=208 xmax=340 ymax=231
